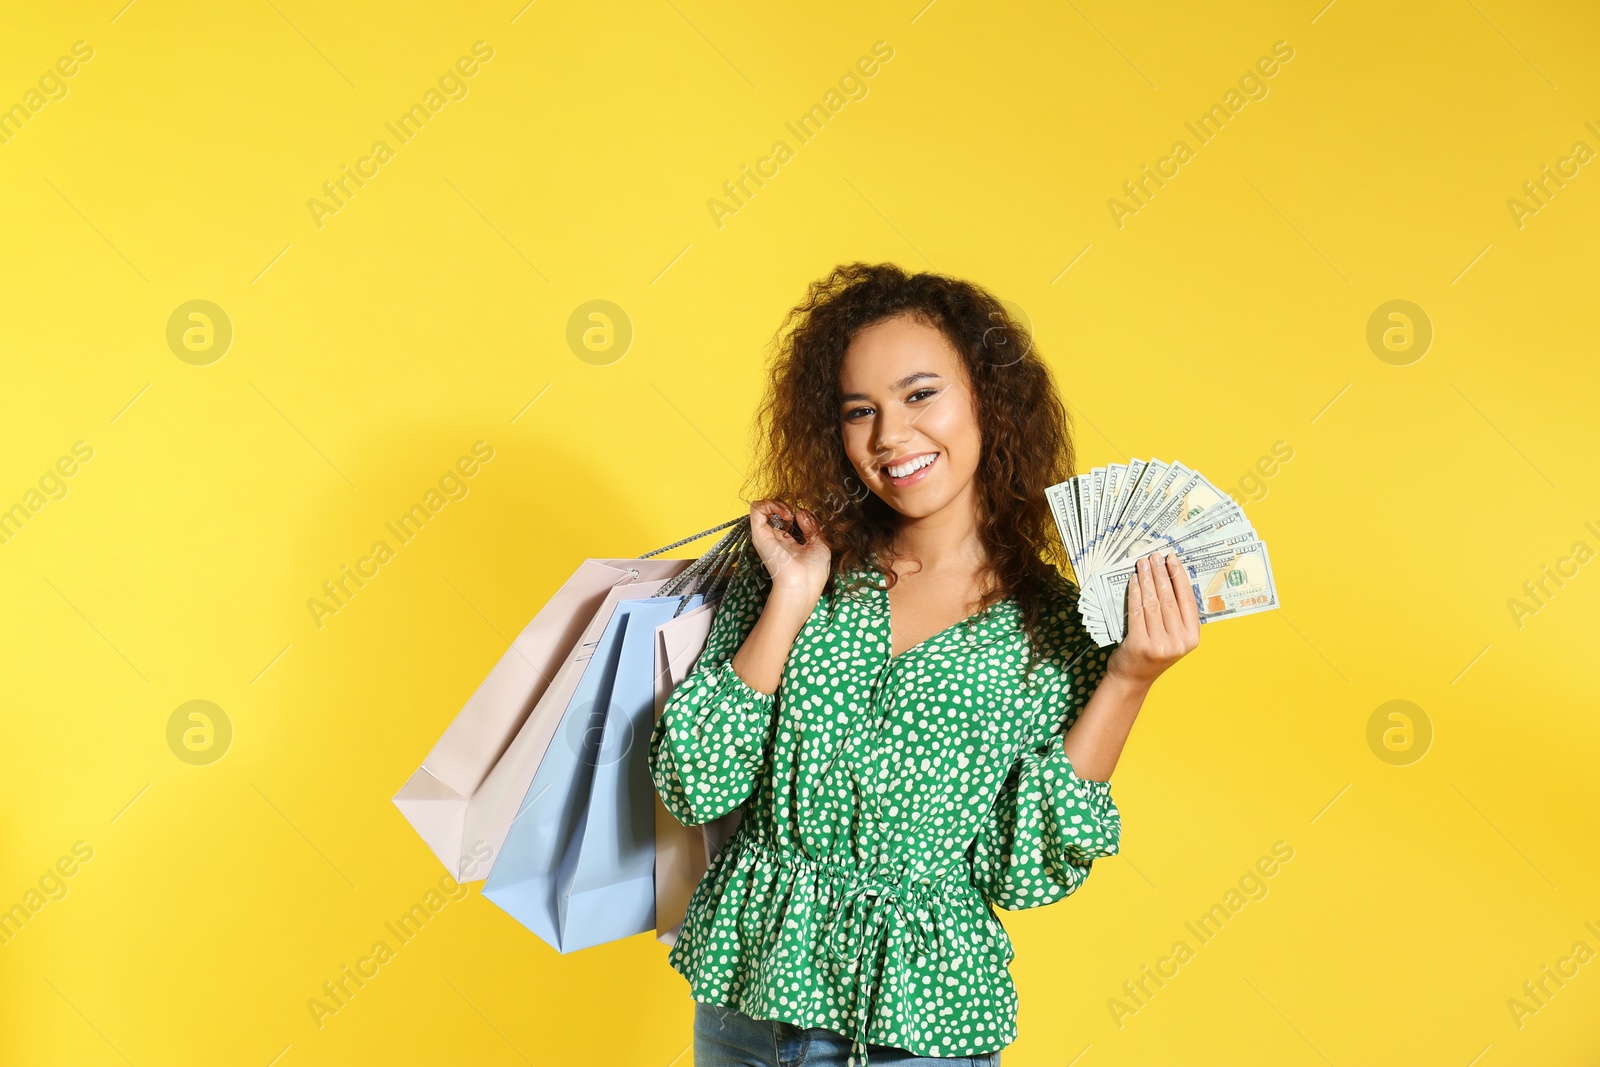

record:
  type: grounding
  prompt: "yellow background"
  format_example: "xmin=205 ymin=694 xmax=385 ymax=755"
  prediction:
xmin=2 ymin=1 xmax=1596 ymax=1064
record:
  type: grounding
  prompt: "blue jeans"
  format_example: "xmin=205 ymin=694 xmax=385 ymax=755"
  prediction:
xmin=692 ymin=1001 xmax=1002 ymax=1066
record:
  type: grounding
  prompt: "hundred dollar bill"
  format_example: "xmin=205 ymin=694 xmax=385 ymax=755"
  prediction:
xmin=1098 ymin=461 xmax=1184 ymax=571
xmin=1076 ymin=472 xmax=1096 ymax=569
xmin=1096 ymin=539 xmax=1279 ymax=644
xmin=1088 ymin=457 xmax=1152 ymax=575
xmin=1160 ymin=498 xmax=1254 ymax=556
xmin=1103 ymin=467 xmax=1206 ymax=569
xmin=1045 ymin=457 xmax=1280 ymax=647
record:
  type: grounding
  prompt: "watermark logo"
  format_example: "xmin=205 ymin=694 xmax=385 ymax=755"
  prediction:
xmin=1366 ymin=699 xmax=1431 ymax=766
xmin=1506 ymin=521 xmax=1598 ymax=629
xmin=565 ymin=300 xmax=633 ymax=366
xmin=979 ymin=299 xmax=1033 ymax=369
xmin=1508 ymin=923 xmax=1600 ymax=1030
xmin=306 ymin=871 xmax=470 ymax=1028
xmin=308 ymin=441 xmax=495 ymax=629
xmin=1226 ymin=440 xmax=1294 ymax=505
xmin=706 ymin=40 xmax=895 ymax=230
xmin=1107 ymin=40 xmax=1295 ymax=229
xmin=0 ymin=840 xmax=94 ymax=946
xmin=0 ymin=40 xmax=94 ymax=148
xmin=1366 ymin=299 xmax=1432 ymax=366
xmin=0 ymin=440 xmax=94 ymax=548
xmin=1108 ymin=840 xmax=1295 ymax=1027
xmin=167 ymin=700 xmax=232 ymax=765
xmin=166 ymin=300 xmax=233 ymax=365
xmin=1506 ymin=123 xmax=1598 ymax=229
xmin=307 ymin=42 xmax=495 ymax=230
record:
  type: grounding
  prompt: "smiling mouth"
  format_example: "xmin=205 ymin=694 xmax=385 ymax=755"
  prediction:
xmin=881 ymin=451 xmax=939 ymax=486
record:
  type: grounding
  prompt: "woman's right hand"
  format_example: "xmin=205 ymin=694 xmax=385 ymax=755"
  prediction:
xmin=748 ymin=499 xmax=831 ymax=605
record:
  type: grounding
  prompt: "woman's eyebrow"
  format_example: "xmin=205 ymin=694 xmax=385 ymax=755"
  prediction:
xmin=839 ymin=371 xmax=943 ymax=404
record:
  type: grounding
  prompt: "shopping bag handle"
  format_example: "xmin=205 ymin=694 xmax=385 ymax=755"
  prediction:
xmin=638 ymin=516 xmax=753 ymax=618
xmin=638 ymin=508 xmax=815 ymax=618
xmin=637 ymin=515 xmax=748 ymax=559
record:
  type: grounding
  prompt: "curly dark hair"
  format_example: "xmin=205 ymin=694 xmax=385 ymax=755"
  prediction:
xmin=740 ymin=261 xmax=1081 ymax=668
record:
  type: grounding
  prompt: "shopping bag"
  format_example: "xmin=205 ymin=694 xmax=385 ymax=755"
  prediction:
xmin=435 ymin=515 xmax=754 ymax=883
xmin=392 ymin=556 xmax=690 ymax=880
xmin=481 ymin=592 xmax=705 ymax=952
xmin=652 ymin=603 xmax=743 ymax=946
xmin=451 ymin=576 xmax=690 ymax=883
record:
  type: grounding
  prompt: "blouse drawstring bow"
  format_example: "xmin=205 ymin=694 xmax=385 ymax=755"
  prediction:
xmin=821 ymin=863 xmax=941 ymax=1067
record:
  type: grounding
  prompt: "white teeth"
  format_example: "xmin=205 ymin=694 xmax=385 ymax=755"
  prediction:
xmin=887 ymin=454 xmax=936 ymax=478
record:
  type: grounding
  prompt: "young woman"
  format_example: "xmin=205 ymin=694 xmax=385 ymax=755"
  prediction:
xmin=648 ymin=263 xmax=1200 ymax=1066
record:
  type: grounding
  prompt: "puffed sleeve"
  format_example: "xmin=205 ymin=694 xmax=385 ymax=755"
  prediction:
xmin=970 ymin=580 xmax=1122 ymax=910
xmin=647 ymin=543 xmax=778 ymax=827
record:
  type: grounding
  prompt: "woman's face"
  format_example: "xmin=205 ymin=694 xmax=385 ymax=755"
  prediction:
xmin=837 ymin=313 xmax=982 ymax=522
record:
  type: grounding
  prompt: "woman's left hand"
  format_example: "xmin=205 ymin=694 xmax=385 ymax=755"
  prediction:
xmin=1106 ymin=550 xmax=1201 ymax=688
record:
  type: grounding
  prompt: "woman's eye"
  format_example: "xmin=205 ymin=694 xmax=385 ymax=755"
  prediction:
xmin=844 ymin=406 xmax=872 ymax=420
xmin=908 ymin=388 xmax=937 ymax=402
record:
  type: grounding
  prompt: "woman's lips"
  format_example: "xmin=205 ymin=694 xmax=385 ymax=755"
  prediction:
xmin=884 ymin=452 xmax=938 ymax=488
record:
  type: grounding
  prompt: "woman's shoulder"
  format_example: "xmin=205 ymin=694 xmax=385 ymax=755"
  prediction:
xmin=1013 ymin=564 xmax=1112 ymax=731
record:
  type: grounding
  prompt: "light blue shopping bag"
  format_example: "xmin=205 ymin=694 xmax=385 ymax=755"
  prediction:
xmin=482 ymin=593 xmax=703 ymax=953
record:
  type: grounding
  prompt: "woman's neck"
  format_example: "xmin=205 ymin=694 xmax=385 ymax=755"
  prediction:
xmin=886 ymin=502 xmax=988 ymax=578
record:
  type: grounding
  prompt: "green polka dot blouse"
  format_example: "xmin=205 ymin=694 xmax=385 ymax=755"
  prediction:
xmin=648 ymin=548 xmax=1120 ymax=1066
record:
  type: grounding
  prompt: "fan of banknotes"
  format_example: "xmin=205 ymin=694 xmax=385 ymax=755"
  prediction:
xmin=1046 ymin=459 xmax=1280 ymax=647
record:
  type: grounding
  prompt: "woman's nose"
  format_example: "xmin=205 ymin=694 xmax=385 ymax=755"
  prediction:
xmin=871 ymin=412 xmax=911 ymax=452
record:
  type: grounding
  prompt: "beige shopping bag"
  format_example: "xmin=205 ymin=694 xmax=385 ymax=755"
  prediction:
xmin=456 ymin=573 xmax=704 ymax=885
xmin=392 ymin=556 xmax=690 ymax=880
xmin=652 ymin=603 xmax=744 ymax=946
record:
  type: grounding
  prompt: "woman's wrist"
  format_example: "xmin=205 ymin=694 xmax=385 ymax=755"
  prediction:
xmin=1060 ymin=670 xmax=1151 ymax=781
xmin=1099 ymin=664 xmax=1155 ymax=704
xmin=765 ymin=584 xmax=822 ymax=626
xmin=728 ymin=589 xmax=816 ymax=696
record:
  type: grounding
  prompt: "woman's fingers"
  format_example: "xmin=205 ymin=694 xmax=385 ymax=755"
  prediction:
xmin=750 ymin=501 xmax=777 ymax=544
xmin=1115 ymin=550 xmax=1205 ymax=677
xmin=1126 ymin=566 xmax=1147 ymax=643
xmin=1138 ymin=554 xmax=1163 ymax=636
xmin=1169 ymin=552 xmax=1201 ymax=633
xmin=752 ymin=501 xmax=796 ymax=567
xmin=753 ymin=500 xmax=798 ymax=545
xmin=795 ymin=507 xmax=819 ymax=541
xmin=795 ymin=508 xmax=829 ymax=550
xmin=1152 ymin=551 xmax=1183 ymax=636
